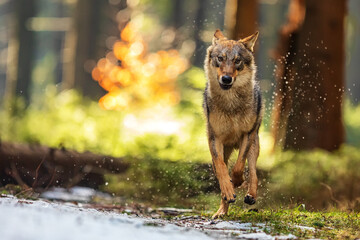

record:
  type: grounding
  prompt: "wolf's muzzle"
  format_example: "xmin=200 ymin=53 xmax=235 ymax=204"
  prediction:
xmin=219 ymin=75 xmax=233 ymax=90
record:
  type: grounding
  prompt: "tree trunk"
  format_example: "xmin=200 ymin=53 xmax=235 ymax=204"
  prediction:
xmin=193 ymin=0 xmax=206 ymax=67
xmin=272 ymin=0 xmax=346 ymax=151
xmin=225 ymin=0 xmax=258 ymax=40
xmin=62 ymin=0 xmax=107 ymax=99
xmin=62 ymin=0 xmax=124 ymax=99
xmin=0 ymin=141 xmax=129 ymax=189
xmin=172 ymin=0 xmax=183 ymax=28
xmin=11 ymin=0 xmax=36 ymax=105
xmin=272 ymin=0 xmax=306 ymax=149
xmin=74 ymin=0 xmax=104 ymax=98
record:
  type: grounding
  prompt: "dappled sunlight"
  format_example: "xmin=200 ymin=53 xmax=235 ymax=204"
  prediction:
xmin=258 ymin=129 xmax=276 ymax=170
xmin=92 ymin=22 xmax=188 ymax=111
xmin=122 ymin=107 xmax=183 ymax=136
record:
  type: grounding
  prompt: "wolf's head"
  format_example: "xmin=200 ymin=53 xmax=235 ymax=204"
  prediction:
xmin=205 ymin=29 xmax=258 ymax=90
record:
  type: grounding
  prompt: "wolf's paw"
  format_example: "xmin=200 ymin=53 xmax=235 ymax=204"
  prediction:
xmin=221 ymin=182 xmax=236 ymax=203
xmin=225 ymin=194 xmax=236 ymax=203
xmin=244 ymin=194 xmax=256 ymax=205
xmin=222 ymin=191 xmax=236 ymax=203
xmin=212 ymin=208 xmax=227 ymax=219
xmin=223 ymin=194 xmax=236 ymax=203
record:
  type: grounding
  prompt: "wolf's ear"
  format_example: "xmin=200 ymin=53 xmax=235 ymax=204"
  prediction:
xmin=241 ymin=31 xmax=259 ymax=52
xmin=212 ymin=29 xmax=225 ymax=45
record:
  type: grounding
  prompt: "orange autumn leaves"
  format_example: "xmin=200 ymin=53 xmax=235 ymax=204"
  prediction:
xmin=92 ymin=23 xmax=188 ymax=110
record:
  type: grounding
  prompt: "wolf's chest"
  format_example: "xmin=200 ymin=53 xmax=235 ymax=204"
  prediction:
xmin=209 ymin=110 xmax=256 ymax=145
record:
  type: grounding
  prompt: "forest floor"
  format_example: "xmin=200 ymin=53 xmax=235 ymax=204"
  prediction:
xmin=0 ymin=194 xmax=287 ymax=240
xmin=0 ymin=187 xmax=359 ymax=239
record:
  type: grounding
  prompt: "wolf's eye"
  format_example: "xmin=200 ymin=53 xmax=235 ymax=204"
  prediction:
xmin=235 ymin=59 xmax=241 ymax=64
xmin=217 ymin=56 xmax=223 ymax=62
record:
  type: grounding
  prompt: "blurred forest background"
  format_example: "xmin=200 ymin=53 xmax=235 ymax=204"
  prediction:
xmin=0 ymin=0 xmax=360 ymax=211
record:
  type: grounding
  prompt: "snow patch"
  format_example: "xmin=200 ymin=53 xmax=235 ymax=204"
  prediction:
xmin=0 ymin=195 xmax=212 ymax=240
xmin=0 ymin=195 xmax=298 ymax=240
xmin=40 ymin=186 xmax=111 ymax=202
xmin=238 ymin=232 xmax=274 ymax=240
xmin=293 ymin=224 xmax=316 ymax=231
xmin=212 ymin=221 xmax=259 ymax=230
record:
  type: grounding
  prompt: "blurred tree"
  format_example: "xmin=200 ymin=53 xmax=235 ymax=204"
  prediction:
xmin=5 ymin=0 xmax=36 ymax=106
xmin=63 ymin=0 xmax=104 ymax=98
xmin=272 ymin=0 xmax=346 ymax=151
xmin=272 ymin=0 xmax=305 ymax=149
xmin=63 ymin=0 xmax=123 ymax=99
xmin=193 ymin=0 xmax=206 ymax=67
xmin=225 ymin=0 xmax=258 ymax=40
xmin=0 ymin=1 xmax=11 ymax=102
xmin=346 ymin=0 xmax=360 ymax=104
xmin=171 ymin=0 xmax=183 ymax=29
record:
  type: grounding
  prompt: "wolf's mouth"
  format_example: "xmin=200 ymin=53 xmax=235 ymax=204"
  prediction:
xmin=219 ymin=82 xmax=232 ymax=90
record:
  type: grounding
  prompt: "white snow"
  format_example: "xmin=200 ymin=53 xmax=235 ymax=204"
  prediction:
xmin=212 ymin=221 xmax=258 ymax=230
xmin=0 ymin=195 xmax=298 ymax=240
xmin=293 ymin=224 xmax=316 ymax=231
xmin=238 ymin=232 xmax=274 ymax=240
xmin=40 ymin=186 xmax=111 ymax=202
xmin=0 ymin=195 xmax=212 ymax=240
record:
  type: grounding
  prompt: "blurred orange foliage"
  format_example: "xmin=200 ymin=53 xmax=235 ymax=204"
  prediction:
xmin=92 ymin=22 xmax=188 ymax=110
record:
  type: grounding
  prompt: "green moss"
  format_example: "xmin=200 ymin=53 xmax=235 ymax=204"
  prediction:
xmin=202 ymin=206 xmax=360 ymax=239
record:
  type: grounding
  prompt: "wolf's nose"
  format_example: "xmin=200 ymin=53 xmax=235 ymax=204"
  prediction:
xmin=221 ymin=75 xmax=232 ymax=84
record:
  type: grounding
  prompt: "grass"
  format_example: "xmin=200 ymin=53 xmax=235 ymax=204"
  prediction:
xmin=202 ymin=205 xmax=360 ymax=239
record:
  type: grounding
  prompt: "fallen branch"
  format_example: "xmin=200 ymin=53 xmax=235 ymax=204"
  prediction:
xmin=0 ymin=141 xmax=129 ymax=189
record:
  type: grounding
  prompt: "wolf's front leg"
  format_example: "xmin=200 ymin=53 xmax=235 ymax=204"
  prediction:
xmin=208 ymin=137 xmax=236 ymax=218
xmin=244 ymin=134 xmax=259 ymax=205
xmin=231 ymin=135 xmax=248 ymax=188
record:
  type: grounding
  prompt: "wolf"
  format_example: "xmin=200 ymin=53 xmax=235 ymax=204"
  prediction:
xmin=203 ymin=29 xmax=263 ymax=219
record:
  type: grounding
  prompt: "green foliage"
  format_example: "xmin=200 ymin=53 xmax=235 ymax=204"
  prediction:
xmin=344 ymin=101 xmax=360 ymax=146
xmin=267 ymin=146 xmax=360 ymax=210
xmin=0 ymin=88 xmax=126 ymax=156
xmin=123 ymin=133 xmax=209 ymax=163
xmin=178 ymin=67 xmax=206 ymax=90
xmin=0 ymin=77 xmax=211 ymax=160
xmin=176 ymin=67 xmax=205 ymax=119
xmin=140 ymin=0 xmax=173 ymax=25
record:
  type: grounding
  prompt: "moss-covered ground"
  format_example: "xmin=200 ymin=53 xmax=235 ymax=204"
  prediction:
xmin=217 ymin=206 xmax=360 ymax=239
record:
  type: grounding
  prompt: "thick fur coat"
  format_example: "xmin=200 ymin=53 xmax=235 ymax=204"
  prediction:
xmin=203 ymin=29 xmax=263 ymax=219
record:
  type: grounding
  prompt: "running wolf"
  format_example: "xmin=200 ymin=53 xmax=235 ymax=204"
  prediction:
xmin=203 ymin=29 xmax=263 ymax=219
